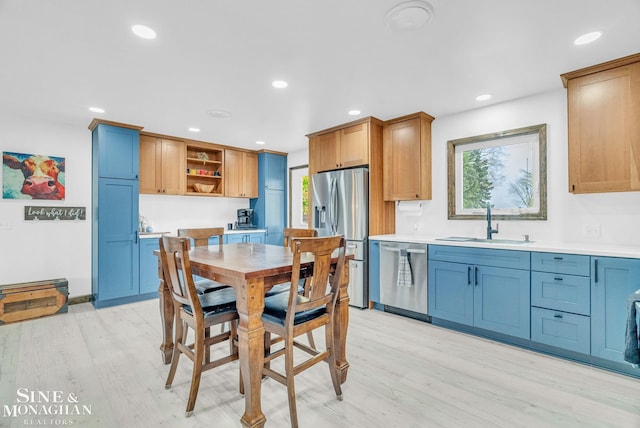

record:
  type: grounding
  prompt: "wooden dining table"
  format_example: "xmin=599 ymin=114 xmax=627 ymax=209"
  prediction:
xmin=155 ymin=242 xmax=351 ymax=428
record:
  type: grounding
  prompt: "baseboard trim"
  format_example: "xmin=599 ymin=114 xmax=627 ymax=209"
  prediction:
xmin=68 ymin=295 xmax=92 ymax=305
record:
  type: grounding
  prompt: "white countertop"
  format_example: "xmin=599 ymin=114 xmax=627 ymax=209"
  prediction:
xmin=140 ymin=229 xmax=266 ymax=239
xmin=370 ymin=234 xmax=640 ymax=259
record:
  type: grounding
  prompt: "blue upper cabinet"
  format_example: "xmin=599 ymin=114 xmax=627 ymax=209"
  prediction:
xmin=251 ymin=152 xmax=287 ymax=245
xmin=93 ymin=123 xmax=140 ymax=179
xmin=591 ymin=256 xmax=640 ymax=363
xmin=263 ymin=152 xmax=286 ymax=190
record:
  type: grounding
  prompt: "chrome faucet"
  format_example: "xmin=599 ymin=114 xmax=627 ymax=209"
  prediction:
xmin=486 ymin=203 xmax=499 ymax=239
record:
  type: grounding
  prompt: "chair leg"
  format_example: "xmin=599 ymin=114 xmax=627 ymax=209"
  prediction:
xmin=284 ymin=335 xmax=299 ymax=428
xmin=204 ymin=326 xmax=211 ymax=364
xmin=165 ymin=318 xmax=185 ymax=389
xmin=306 ymin=331 xmax=316 ymax=349
xmin=185 ymin=325 xmax=205 ymax=417
xmin=325 ymin=320 xmax=343 ymax=401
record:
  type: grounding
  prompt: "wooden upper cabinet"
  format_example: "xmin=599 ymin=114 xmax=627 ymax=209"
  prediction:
xmin=383 ymin=112 xmax=434 ymax=201
xmin=562 ymin=53 xmax=640 ymax=194
xmin=308 ymin=120 xmax=369 ymax=173
xmin=339 ymin=122 xmax=369 ymax=168
xmin=224 ymin=149 xmax=258 ymax=198
xmin=139 ymin=134 xmax=185 ymax=194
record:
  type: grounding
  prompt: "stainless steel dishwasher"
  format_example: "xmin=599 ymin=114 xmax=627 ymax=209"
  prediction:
xmin=379 ymin=241 xmax=428 ymax=315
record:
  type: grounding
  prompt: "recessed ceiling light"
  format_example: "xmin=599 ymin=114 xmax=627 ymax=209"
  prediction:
xmin=574 ymin=31 xmax=602 ymax=45
xmin=475 ymin=94 xmax=492 ymax=101
xmin=272 ymin=80 xmax=288 ymax=89
xmin=188 ymin=127 xmax=200 ymax=133
xmin=348 ymin=110 xmax=361 ymax=116
xmin=385 ymin=1 xmax=434 ymax=33
xmin=256 ymin=141 xmax=265 ymax=145
xmin=206 ymin=109 xmax=232 ymax=119
xmin=89 ymin=106 xmax=105 ymax=113
xmin=131 ymin=24 xmax=157 ymax=40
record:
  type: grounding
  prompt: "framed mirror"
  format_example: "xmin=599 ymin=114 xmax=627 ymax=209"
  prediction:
xmin=447 ymin=123 xmax=547 ymax=220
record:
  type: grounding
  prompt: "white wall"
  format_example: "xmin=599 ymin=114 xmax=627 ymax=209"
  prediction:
xmin=395 ymin=89 xmax=640 ymax=246
xmin=0 ymin=114 xmax=92 ymax=296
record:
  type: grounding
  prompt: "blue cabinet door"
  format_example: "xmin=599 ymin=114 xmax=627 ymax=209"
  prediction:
xmin=264 ymin=189 xmax=285 ymax=245
xmin=591 ymin=256 xmax=640 ymax=362
xmin=225 ymin=232 xmax=265 ymax=244
xmin=96 ymin=178 xmax=140 ymax=301
xmin=94 ymin=124 xmax=140 ymax=179
xmin=428 ymin=260 xmax=474 ymax=326
xmin=263 ymin=152 xmax=286 ymax=190
xmin=251 ymin=153 xmax=286 ymax=246
xmin=474 ymin=265 xmax=530 ymax=339
xmin=247 ymin=232 xmax=265 ymax=244
xmin=139 ymin=238 xmax=160 ymax=294
xmin=369 ymin=241 xmax=380 ymax=303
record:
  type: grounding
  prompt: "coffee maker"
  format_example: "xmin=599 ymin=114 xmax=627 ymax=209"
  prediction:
xmin=236 ymin=208 xmax=255 ymax=229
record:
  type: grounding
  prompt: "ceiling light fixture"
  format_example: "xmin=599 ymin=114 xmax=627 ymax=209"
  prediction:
xmin=256 ymin=141 xmax=265 ymax=145
xmin=475 ymin=94 xmax=492 ymax=101
xmin=348 ymin=110 xmax=361 ymax=116
xmin=89 ymin=106 xmax=105 ymax=113
xmin=385 ymin=1 xmax=434 ymax=33
xmin=188 ymin=127 xmax=200 ymax=133
xmin=131 ymin=24 xmax=157 ymax=40
xmin=206 ymin=109 xmax=232 ymax=119
xmin=574 ymin=31 xmax=602 ymax=45
xmin=272 ymin=80 xmax=288 ymax=89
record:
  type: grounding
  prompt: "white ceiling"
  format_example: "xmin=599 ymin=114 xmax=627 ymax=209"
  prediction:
xmin=1 ymin=1 xmax=639 ymax=154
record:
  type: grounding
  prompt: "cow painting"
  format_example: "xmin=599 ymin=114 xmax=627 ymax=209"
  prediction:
xmin=2 ymin=152 xmax=65 ymax=200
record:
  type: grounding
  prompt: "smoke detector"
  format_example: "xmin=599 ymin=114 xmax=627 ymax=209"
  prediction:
xmin=385 ymin=1 xmax=434 ymax=32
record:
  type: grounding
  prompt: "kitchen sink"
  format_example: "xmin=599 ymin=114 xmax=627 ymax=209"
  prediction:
xmin=436 ymin=236 xmax=533 ymax=245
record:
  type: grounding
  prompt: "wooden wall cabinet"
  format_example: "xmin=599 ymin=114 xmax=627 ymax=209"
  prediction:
xmin=561 ymin=53 xmax=640 ymax=194
xmin=185 ymin=143 xmax=224 ymax=196
xmin=383 ymin=112 xmax=434 ymax=201
xmin=139 ymin=134 xmax=185 ymax=195
xmin=224 ymin=149 xmax=258 ymax=198
xmin=308 ymin=116 xmax=394 ymax=237
xmin=308 ymin=121 xmax=369 ymax=173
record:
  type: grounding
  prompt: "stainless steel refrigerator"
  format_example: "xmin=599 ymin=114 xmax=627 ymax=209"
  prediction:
xmin=312 ymin=167 xmax=368 ymax=308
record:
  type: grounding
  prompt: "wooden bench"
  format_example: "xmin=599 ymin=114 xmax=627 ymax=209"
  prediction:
xmin=0 ymin=278 xmax=68 ymax=325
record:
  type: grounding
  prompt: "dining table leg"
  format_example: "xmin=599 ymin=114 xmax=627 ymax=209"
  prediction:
xmin=157 ymin=258 xmax=174 ymax=364
xmin=334 ymin=258 xmax=351 ymax=384
xmin=237 ymin=277 xmax=267 ymax=428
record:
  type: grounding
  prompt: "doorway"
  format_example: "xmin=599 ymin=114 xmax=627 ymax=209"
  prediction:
xmin=288 ymin=165 xmax=309 ymax=228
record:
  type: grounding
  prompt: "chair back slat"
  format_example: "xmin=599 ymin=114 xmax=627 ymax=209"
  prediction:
xmin=160 ymin=235 xmax=202 ymax=315
xmin=178 ymin=227 xmax=225 ymax=248
xmin=283 ymin=228 xmax=317 ymax=249
xmin=285 ymin=236 xmax=346 ymax=325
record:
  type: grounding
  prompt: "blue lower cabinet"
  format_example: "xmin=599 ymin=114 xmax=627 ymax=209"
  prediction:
xmin=225 ymin=232 xmax=265 ymax=244
xmin=591 ymin=256 xmax=640 ymax=363
xmin=531 ymin=307 xmax=590 ymax=354
xmin=369 ymin=241 xmax=380 ymax=303
xmin=139 ymin=238 xmax=160 ymax=295
xmin=428 ymin=246 xmax=531 ymax=340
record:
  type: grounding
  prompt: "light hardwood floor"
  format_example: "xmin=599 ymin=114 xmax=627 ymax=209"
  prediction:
xmin=1 ymin=299 xmax=639 ymax=427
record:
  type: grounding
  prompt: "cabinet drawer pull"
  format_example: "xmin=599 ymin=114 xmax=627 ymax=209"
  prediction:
xmin=554 ymin=277 xmax=563 ymax=281
xmin=553 ymin=313 xmax=563 ymax=319
xmin=553 ymin=256 xmax=564 ymax=261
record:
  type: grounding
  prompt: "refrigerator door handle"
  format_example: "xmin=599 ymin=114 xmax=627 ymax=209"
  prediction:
xmin=329 ymin=177 xmax=338 ymax=234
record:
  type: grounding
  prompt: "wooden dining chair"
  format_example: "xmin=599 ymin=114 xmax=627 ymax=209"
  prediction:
xmin=159 ymin=235 xmax=239 ymax=417
xmin=261 ymin=235 xmax=346 ymax=428
xmin=266 ymin=228 xmax=319 ymax=347
xmin=177 ymin=227 xmax=228 ymax=294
